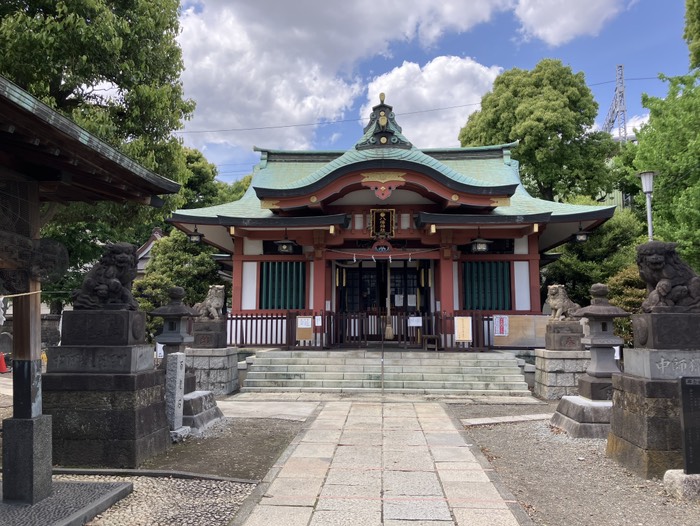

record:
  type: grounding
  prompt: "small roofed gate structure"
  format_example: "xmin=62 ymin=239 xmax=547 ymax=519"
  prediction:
xmin=170 ymin=94 xmax=615 ymax=350
xmin=0 ymin=75 xmax=180 ymax=503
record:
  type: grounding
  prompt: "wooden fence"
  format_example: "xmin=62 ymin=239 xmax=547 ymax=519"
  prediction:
xmin=227 ymin=311 xmax=494 ymax=351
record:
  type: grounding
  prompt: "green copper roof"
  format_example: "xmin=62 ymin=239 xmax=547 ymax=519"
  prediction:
xmin=169 ymin=96 xmax=614 ymax=234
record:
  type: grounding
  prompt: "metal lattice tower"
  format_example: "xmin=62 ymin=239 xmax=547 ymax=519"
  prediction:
xmin=602 ymin=64 xmax=628 ymax=142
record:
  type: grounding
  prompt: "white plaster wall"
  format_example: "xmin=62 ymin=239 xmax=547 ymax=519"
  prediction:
xmin=241 ymin=261 xmax=258 ymax=309
xmin=243 ymin=238 xmax=263 ymax=256
xmin=514 ymin=237 xmax=529 ymax=255
xmin=513 ymin=261 xmax=531 ymax=311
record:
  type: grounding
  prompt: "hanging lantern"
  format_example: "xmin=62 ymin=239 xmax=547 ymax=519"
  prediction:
xmin=188 ymin=226 xmax=204 ymax=243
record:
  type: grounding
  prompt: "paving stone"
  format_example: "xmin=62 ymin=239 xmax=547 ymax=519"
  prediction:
xmin=276 ymin=457 xmax=331 ymax=478
xmin=430 ymin=447 xmax=479 ymax=462
xmin=384 ymin=448 xmax=434 ymax=471
xmin=316 ymin=484 xmax=382 ymax=512
xmin=425 ymin=431 xmax=469 ymax=447
xmin=331 ymin=445 xmax=382 ymax=468
xmin=383 ymin=471 xmax=443 ymax=496
xmin=301 ymin=429 xmax=343 ymax=443
xmin=436 ymin=462 xmax=491 ymax=483
xmin=309 ymin=509 xmax=382 ymax=526
xmin=243 ymin=504 xmax=313 ymax=526
xmin=263 ymin=476 xmax=324 ymax=506
xmin=289 ymin=442 xmax=337 ymax=458
xmin=442 ymin=481 xmax=508 ymax=509
xmin=339 ymin=430 xmax=383 ymax=446
xmin=383 ymin=429 xmax=428 ymax=448
xmin=324 ymin=468 xmax=382 ymax=488
xmin=383 ymin=497 xmax=452 ymax=521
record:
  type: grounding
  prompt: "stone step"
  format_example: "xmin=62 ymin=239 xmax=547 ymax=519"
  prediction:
xmin=245 ymin=371 xmax=526 ymax=382
xmin=243 ymin=363 xmax=521 ymax=375
xmin=242 ymin=378 xmax=529 ymax=390
xmin=250 ymin=357 xmax=519 ymax=368
xmin=242 ymin=350 xmax=529 ymax=395
xmin=240 ymin=386 xmax=532 ymax=396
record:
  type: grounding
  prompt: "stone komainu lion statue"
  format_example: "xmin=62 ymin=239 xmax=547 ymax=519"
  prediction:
xmin=72 ymin=242 xmax=139 ymax=310
xmin=194 ymin=285 xmax=225 ymax=319
xmin=546 ymin=284 xmax=580 ymax=320
xmin=637 ymin=241 xmax=700 ymax=313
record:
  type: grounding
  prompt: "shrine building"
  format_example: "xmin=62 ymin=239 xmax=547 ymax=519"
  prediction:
xmin=169 ymin=94 xmax=614 ymax=349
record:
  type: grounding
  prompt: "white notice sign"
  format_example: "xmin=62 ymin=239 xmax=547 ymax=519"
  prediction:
xmin=493 ymin=315 xmax=509 ymax=337
xmin=455 ymin=316 xmax=472 ymax=342
xmin=408 ymin=316 xmax=422 ymax=327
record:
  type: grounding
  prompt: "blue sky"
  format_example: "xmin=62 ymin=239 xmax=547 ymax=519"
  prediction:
xmin=176 ymin=1 xmax=690 ymax=183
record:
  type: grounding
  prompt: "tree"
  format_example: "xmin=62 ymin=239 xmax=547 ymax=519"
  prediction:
xmin=633 ymin=73 xmax=700 ymax=270
xmin=133 ymin=229 xmax=223 ymax=339
xmin=0 ymin=1 xmax=196 ymax=309
xmin=686 ymin=0 xmax=700 ymax=68
xmin=606 ymin=265 xmax=647 ymax=347
xmin=459 ymin=59 xmax=618 ymax=201
xmin=541 ymin=206 xmax=645 ymax=307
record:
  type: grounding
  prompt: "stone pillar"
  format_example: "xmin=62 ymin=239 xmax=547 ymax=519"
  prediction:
xmin=535 ymin=320 xmax=589 ymax=399
xmin=607 ymin=313 xmax=700 ymax=479
xmin=165 ymin=352 xmax=186 ymax=430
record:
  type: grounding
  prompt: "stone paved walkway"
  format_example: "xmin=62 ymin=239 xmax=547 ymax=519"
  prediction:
xmin=233 ymin=400 xmax=529 ymax=526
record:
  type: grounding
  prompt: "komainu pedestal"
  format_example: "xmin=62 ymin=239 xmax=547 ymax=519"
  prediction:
xmin=43 ymin=310 xmax=169 ymax=468
xmin=535 ymin=320 xmax=589 ymax=400
xmin=607 ymin=241 xmax=700 ymax=479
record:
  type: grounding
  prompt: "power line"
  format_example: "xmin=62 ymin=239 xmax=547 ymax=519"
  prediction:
xmin=175 ymin=75 xmax=669 ymax=135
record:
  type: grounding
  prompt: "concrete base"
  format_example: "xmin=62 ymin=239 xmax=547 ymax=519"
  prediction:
xmin=534 ymin=348 xmax=590 ymax=400
xmin=550 ymin=396 xmax=611 ymax=439
xmin=664 ymin=470 xmax=700 ymax=501
xmin=42 ymin=369 xmax=169 ymax=468
xmin=191 ymin=320 xmax=227 ymax=349
xmin=1 ymin=415 xmax=52 ymax=504
xmin=185 ymin=347 xmax=239 ymax=395
xmin=606 ymin=373 xmax=683 ymax=479
xmin=183 ymin=390 xmax=223 ymax=435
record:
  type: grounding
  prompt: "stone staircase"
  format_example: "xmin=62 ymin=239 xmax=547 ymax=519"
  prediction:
xmin=241 ymin=349 xmax=531 ymax=396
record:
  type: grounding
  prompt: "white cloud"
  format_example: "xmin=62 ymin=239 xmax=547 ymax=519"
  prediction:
xmin=361 ymin=57 xmax=502 ymax=148
xmin=514 ymin=0 xmax=625 ymax=46
xmin=176 ymin=0 xmax=627 ymax=166
xmin=177 ymin=1 xmax=513 ymax=156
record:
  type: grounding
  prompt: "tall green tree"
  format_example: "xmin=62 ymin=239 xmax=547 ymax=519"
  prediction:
xmin=0 ymin=1 xmax=196 ymax=309
xmin=459 ymin=59 xmax=618 ymax=201
xmin=686 ymin=0 xmax=700 ymax=68
xmin=633 ymin=72 xmax=700 ymax=269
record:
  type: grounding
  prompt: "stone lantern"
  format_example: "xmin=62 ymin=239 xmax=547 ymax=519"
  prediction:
xmin=150 ymin=286 xmax=197 ymax=366
xmin=573 ymin=283 xmax=629 ymax=400
xmin=550 ymin=283 xmax=629 ymax=439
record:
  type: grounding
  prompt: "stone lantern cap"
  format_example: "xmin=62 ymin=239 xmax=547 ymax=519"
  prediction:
xmin=150 ymin=287 xmax=198 ymax=318
xmin=572 ymin=283 xmax=629 ymax=319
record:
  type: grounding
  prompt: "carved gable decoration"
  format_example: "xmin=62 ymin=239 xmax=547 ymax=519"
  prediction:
xmin=356 ymin=93 xmax=411 ymax=150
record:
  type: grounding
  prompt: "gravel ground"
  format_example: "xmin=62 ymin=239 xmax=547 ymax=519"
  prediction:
xmin=446 ymin=402 xmax=700 ymax=526
xmin=54 ymin=474 xmax=254 ymax=526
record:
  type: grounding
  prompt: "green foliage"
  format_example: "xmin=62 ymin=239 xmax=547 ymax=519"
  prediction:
xmin=181 ymin=148 xmax=221 ymax=209
xmin=606 ymin=265 xmax=647 ymax=347
xmin=459 ymin=59 xmax=618 ymax=201
xmin=0 ymin=1 xmax=200 ymax=310
xmin=686 ymin=0 xmax=700 ymax=68
xmin=213 ymin=175 xmax=252 ymax=206
xmin=133 ymin=230 xmax=224 ymax=338
xmin=634 ymin=73 xmax=700 ymax=270
xmin=542 ymin=207 xmax=645 ymax=306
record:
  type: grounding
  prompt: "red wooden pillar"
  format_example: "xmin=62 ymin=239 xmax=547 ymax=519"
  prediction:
xmin=438 ymin=248 xmax=455 ymax=314
xmin=312 ymin=252 xmax=326 ymax=312
xmin=231 ymin=237 xmax=243 ymax=311
xmin=528 ymin=234 xmax=542 ymax=312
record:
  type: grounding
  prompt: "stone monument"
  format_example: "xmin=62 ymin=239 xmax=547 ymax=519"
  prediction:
xmin=535 ymin=284 xmax=589 ymax=399
xmin=551 ymin=284 xmax=628 ymax=438
xmin=42 ymin=243 xmax=169 ymax=468
xmin=607 ymin=241 xmax=700 ymax=478
xmin=187 ymin=284 xmax=239 ymax=395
